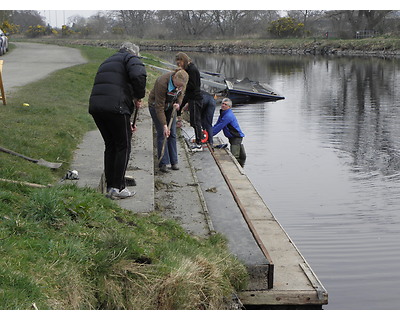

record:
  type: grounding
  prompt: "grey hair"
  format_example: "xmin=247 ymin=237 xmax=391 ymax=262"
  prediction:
xmin=120 ymin=42 xmax=140 ymax=56
xmin=222 ymin=98 xmax=232 ymax=107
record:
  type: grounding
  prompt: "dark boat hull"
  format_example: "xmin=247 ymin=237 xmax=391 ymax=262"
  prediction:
xmin=226 ymin=78 xmax=285 ymax=104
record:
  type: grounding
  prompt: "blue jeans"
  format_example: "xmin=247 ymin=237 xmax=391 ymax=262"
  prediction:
xmin=149 ymin=106 xmax=178 ymax=167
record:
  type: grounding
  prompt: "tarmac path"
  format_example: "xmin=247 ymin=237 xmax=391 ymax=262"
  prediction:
xmin=1 ymin=41 xmax=87 ymax=94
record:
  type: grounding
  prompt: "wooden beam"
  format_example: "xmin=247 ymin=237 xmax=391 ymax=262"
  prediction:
xmin=0 ymin=60 xmax=6 ymax=105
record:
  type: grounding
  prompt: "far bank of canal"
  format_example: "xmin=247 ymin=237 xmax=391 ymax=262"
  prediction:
xmin=24 ymin=37 xmax=400 ymax=58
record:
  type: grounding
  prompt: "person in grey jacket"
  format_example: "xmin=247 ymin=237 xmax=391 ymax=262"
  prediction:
xmin=89 ymin=42 xmax=146 ymax=199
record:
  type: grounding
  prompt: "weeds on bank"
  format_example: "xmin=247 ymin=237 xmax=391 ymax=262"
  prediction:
xmin=0 ymin=44 xmax=248 ymax=309
xmin=1 ymin=183 xmax=247 ymax=309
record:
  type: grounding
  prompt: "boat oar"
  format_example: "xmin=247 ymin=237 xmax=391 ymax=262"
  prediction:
xmin=158 ymin=108 xmax=177 ymax=165
xmin=0 ymin=146 xmax=62 ymax=169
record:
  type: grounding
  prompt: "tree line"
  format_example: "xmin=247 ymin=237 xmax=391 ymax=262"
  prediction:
xmin=1 ymin=10 xmax=399 ymax=39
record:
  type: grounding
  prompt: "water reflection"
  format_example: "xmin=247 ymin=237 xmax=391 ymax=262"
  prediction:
xmin=304 ymin=57 xmax=400 ymax=179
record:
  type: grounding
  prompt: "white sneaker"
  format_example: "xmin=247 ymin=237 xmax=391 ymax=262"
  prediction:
xmin=190 ymin=143 xmax=203 ymax=152
xmin=108 ymin=187 xmax=135 ymax=199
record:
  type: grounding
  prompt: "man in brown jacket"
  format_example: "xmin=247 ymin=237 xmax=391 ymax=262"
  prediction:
xmin=148 ymin=69 xmax=188 ymax=172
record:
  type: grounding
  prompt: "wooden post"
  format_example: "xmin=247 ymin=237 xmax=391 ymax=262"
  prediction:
xmin=0 ymin=60 xmax=6 ymax=105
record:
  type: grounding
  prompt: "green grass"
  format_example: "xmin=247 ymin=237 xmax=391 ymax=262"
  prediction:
xmin=0 ymin=45 xmax=248 ymax=310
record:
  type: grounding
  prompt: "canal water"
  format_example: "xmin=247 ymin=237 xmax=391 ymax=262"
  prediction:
xmin=151 ymin=51 xmax=400 ymax=310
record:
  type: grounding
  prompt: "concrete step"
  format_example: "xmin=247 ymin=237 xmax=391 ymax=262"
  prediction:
xmin=66 ymin=107 xmax=155 ymax=214
xmin=120 ymin=107 xmax=155 ymax=213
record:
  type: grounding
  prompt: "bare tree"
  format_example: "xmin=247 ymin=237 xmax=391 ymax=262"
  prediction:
xmin=326 ymin=10 xmax=392 ymax=36
xmin=362 ymin=10 xmax=392 ymax=30
xmin=0 ymin=10 xmax=13 ymax=23
xmin=171 ymin=10 xmax=214 ymax=37
xmin=114 ymin=10 xmax=154 ymax=38
xmin=86 ymin=13 xmax=109 ymax=35
xmin=9 ymin=10 xmax=45 ymax=31
xmin=212 ymin=10 xmax=247 ymax=37
xmin=67 ymin=15 xmax=87 ymax=27
xmin=287 ymin=11 xmax=323 ymax=27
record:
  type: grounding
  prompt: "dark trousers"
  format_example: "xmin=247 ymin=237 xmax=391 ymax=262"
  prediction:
xmin=201 ymin=95 xmax=215 ymax=145
xmin=189 ymin=99 xmax=203 ymax=144
xmin=229 ymin=137 xmax=246 ymax=167
xmin=92 ymin=112 xmax=132 ymax=190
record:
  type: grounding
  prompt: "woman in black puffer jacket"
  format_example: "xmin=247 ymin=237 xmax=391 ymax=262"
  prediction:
xmin=89 ymin=42 xmax=147 ymax=199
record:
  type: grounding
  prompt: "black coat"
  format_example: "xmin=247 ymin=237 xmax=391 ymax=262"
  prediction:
xmin=89 ymin=49 xmax=147 ymax=115
xmin=182 ymin=62 xmax=202 ymax=106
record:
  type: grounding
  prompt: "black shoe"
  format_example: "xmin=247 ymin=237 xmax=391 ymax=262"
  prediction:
xmin=160 ymin=165 xmax=168 ymax=173
xmin=171 ymin=164 xmax=179 ymax=170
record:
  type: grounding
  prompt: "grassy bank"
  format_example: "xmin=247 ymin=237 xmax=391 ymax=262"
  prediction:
xmin=0 ymin=45 xmax=248 ymax=309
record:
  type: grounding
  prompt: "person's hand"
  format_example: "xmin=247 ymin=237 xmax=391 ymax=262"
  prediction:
xmin=182 ymin=103 xmax=188 ymax=112
xmin=163 ymin=124 xmax=170 ymax=138
xmin=173 ymin=103 xmax=180 ymax=111
xmin=131 ymin=123 xmax=137 ymax=133
xmin=135 ymin=99 xmax=142 ymax=108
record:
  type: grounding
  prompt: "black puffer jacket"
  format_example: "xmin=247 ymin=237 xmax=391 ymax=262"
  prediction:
xmin=89 ymin=49 xmax=147 ymax=115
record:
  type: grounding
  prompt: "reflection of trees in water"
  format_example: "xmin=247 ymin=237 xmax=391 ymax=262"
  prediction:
xmin=307 ymin=57 xmax=400 ymax=177
xmin=151 ymin=51 xmax=307 ymax=80
xmin=192 ymin=53 xmax=308 ymax=80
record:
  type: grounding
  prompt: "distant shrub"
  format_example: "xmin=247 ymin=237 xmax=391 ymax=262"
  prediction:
xmin=1 ymin=20 xmax=20 ymax=34
xmin=268 ymin=17 xmax=305 ymax=38
xmin=26 ymin=25 xmax=46 ymax=38
xmin=61 ymin=25 xmax=75 ymax=37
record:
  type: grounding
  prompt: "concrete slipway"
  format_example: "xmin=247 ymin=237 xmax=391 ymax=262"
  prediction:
xmin=69 ymin=106 xmax=328 ymax=309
